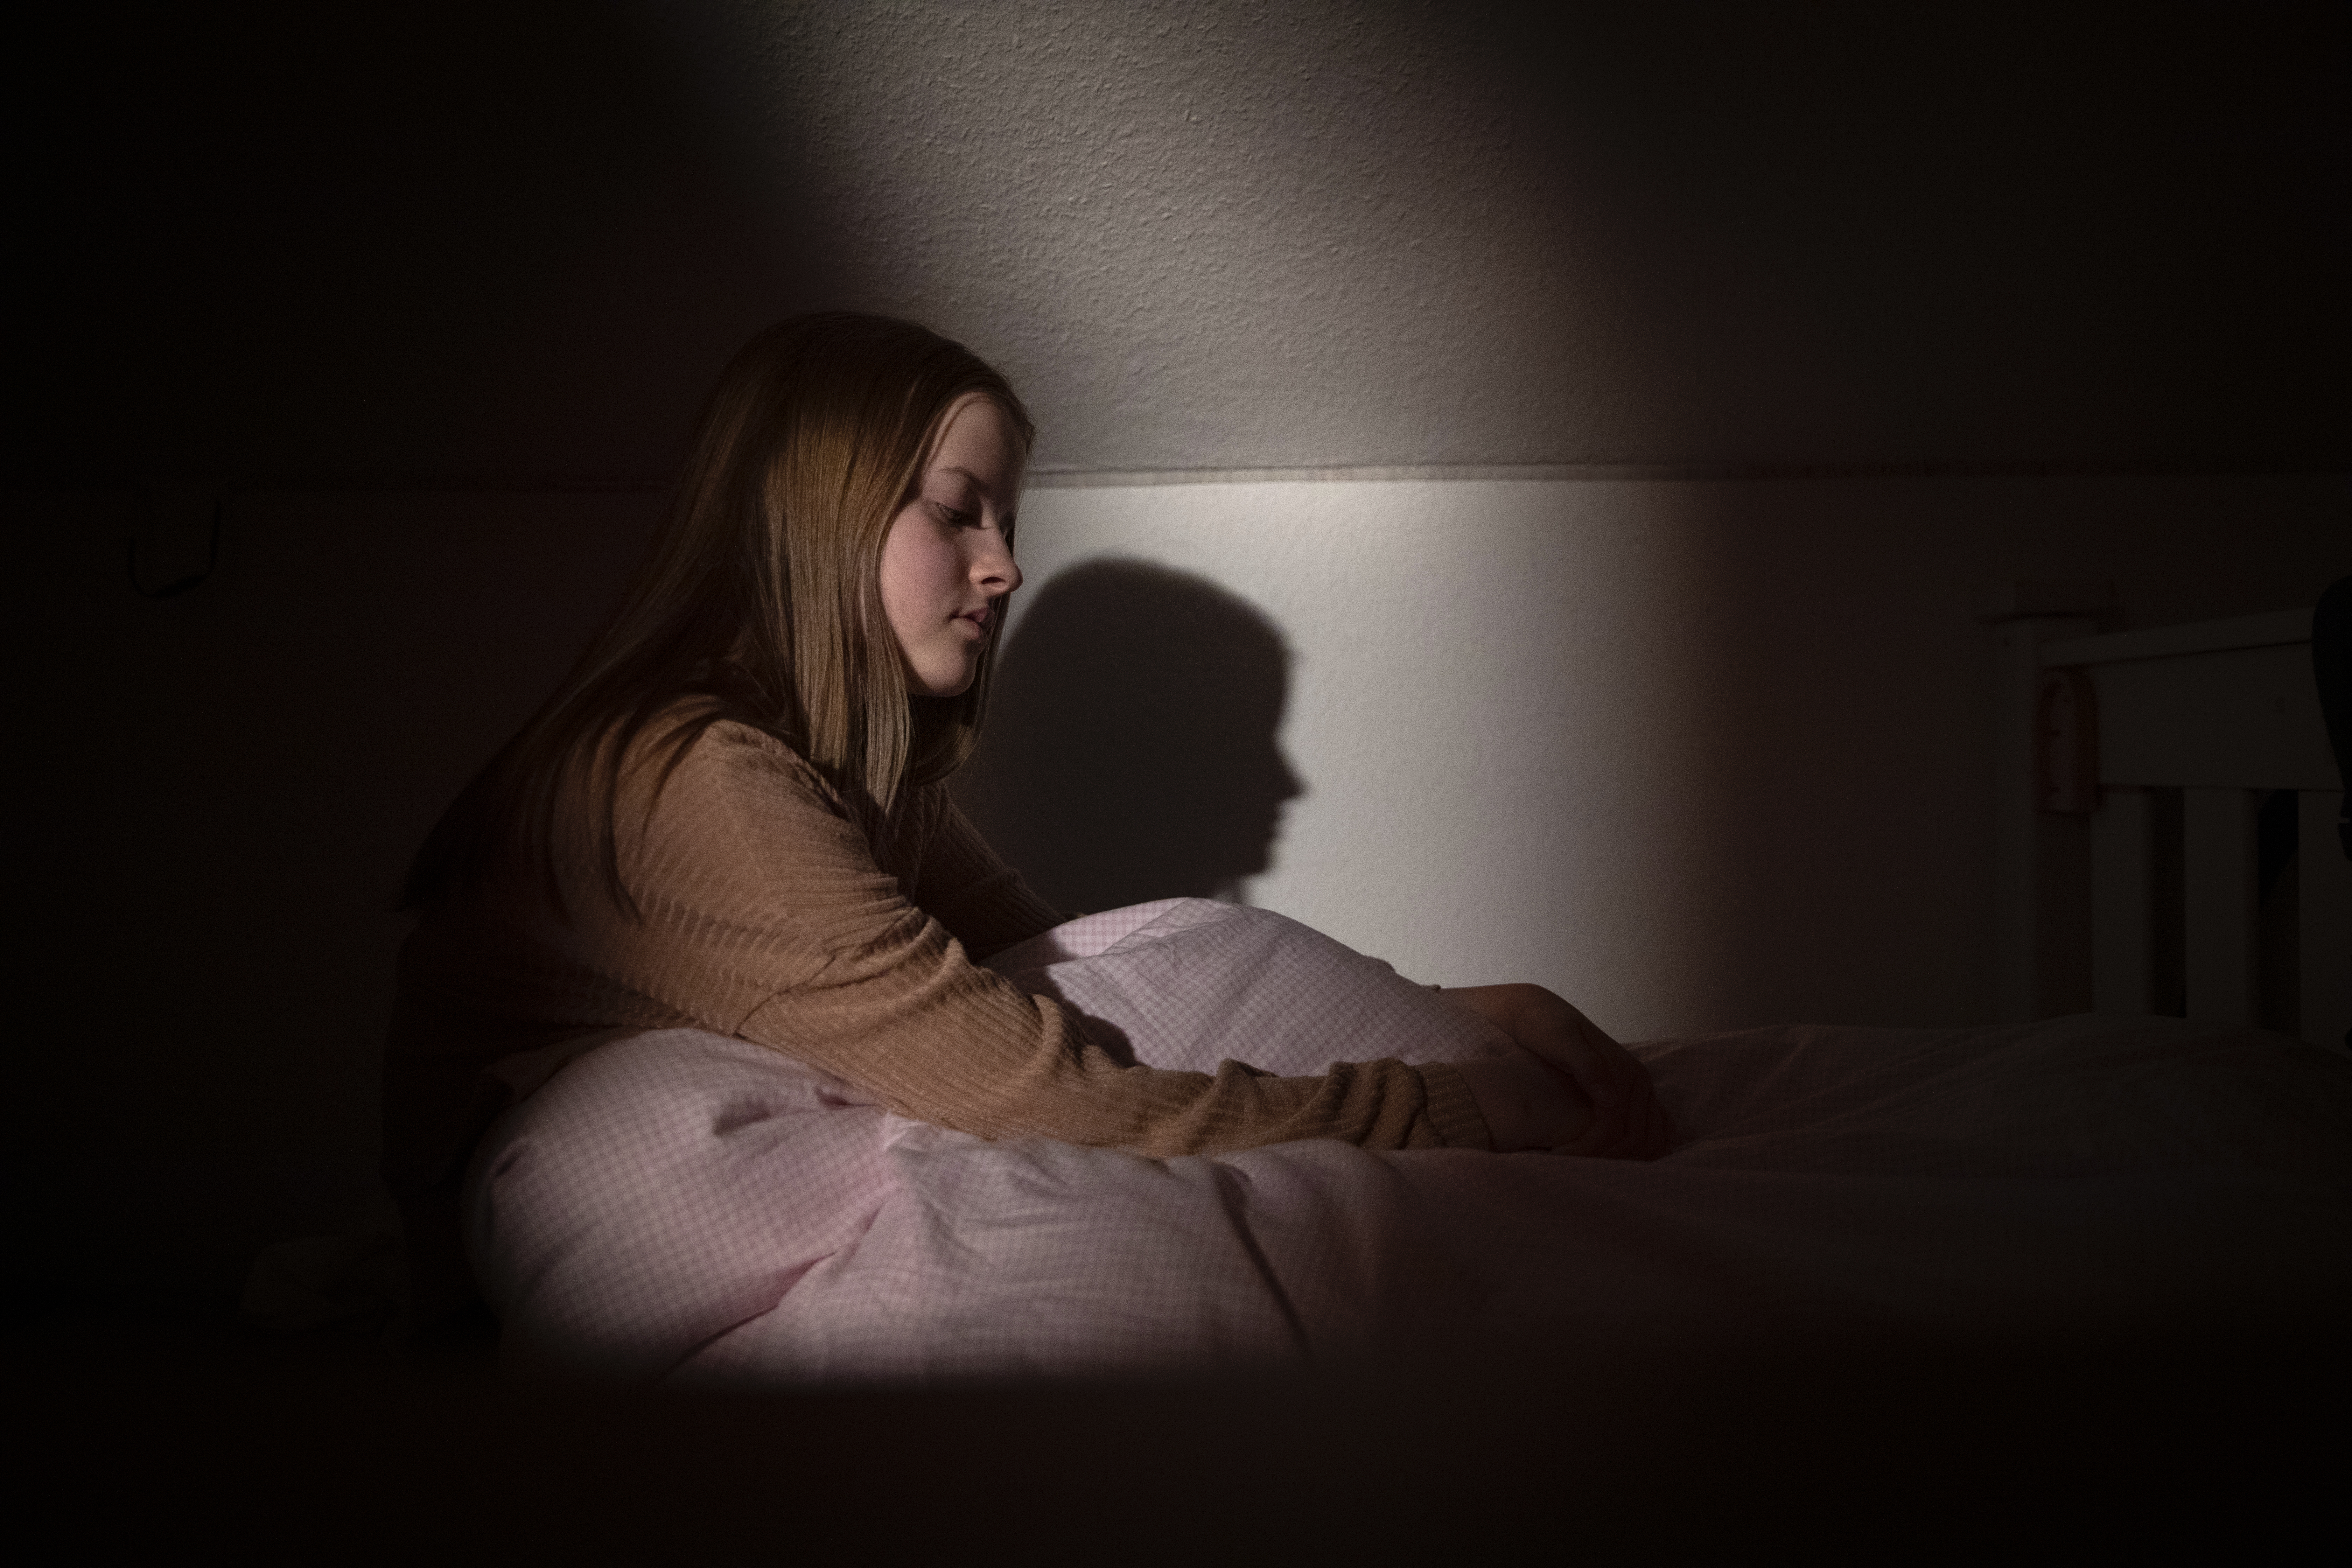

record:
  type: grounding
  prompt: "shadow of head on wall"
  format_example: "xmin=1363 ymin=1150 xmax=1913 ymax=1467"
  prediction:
xmin=954 ymin=558 xmax=1304 ymax=915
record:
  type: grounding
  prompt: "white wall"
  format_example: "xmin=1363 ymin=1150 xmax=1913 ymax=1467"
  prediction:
xmin=964 ymin=480 xmax=1722 ymax=1032
xmin=962 ymin=475 xmax=2350 ymax=1040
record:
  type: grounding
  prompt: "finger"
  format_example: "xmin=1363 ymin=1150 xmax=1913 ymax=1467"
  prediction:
xmin=1563 ymin=1025 xmax=1627 ymax=1110
xmin=1571 ymin=1104 xmax=1619 ymax=1160
xmin=1523 ymin=1026 xmax=1610 ymax=1114
xmin=1597 ymin=1043 xmax=1657 ymax=1143
xmin=1584 ymin=1111 xmax=1632 ymax=1161
xmin=1611 ymin=1037 xmax=1651 ymax=1101
xmin=1596 ymin=1084 xmax=1661 ymax=1162
xmin=1634 ymin=1094 xmax=1668 ymax=1160
xmin=1595 ymin=1030 xmax=1648 ymax=1113
xmin=1591 ymin=1086 xmax=1643 ymax=1160
xmin=1626 ymin=1092 xmax=1662 ymax=1160
xmin=1546 ymin=1086 xmax=1614 ymax=1159
xmin=1560 ymin=1008 xmax=1627 ymax=1106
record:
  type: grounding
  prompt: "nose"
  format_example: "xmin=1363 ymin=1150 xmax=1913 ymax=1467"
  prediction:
xmin=972 ymin=530 xmax=1021 ymax=596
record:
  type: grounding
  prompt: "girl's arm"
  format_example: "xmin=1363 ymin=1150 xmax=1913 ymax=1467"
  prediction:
xmin=592 ymin=724 xmax=1492 ymax=1157
xmin=1441 ymin=985 xmax=1674 ymax=1158
xmin=908 ymin=791 xmax=1075 ymax=958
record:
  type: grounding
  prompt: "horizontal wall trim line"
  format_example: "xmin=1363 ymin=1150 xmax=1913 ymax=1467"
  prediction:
xmin=6 ymin=478 xmax=677 ymax=498
xmin=12 ymin=461 xmax=2345 ymax=496
xmin=1027 ymin=460 xmax=2352 ymax=488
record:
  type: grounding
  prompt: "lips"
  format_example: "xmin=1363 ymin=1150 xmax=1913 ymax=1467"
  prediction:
xmin=959 ymin=607 xmax=993 ymax=632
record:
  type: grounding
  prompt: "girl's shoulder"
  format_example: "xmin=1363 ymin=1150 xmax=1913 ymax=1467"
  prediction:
xmin=624 ymin=700 xmax=844 ymax=813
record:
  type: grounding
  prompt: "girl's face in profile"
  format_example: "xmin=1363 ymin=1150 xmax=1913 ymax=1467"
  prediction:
xmin=880 ymin=394 xmax=1025 ymax=698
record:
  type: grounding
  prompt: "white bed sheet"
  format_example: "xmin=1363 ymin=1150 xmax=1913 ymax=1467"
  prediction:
xmin=464 ymin=901 xmax=2352 ymax=1386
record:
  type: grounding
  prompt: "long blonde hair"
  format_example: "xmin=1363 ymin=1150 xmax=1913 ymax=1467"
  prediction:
xmin=401 ymin=313 xmax=1035 ymax=916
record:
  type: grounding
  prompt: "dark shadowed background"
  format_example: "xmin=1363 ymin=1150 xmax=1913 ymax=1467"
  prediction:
xmin=6 ymin=0 xmax=2345 ymax=1340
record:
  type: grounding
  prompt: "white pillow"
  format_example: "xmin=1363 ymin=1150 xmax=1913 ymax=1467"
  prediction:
xmin=983 ymin=898 xmax=1517 ymax=1076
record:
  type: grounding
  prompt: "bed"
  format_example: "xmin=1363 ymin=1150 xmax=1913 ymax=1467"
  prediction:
xmin=458 ymin=598 xmax=2350 ymax=1390
xmin=1991 ymin=594 xmax=2347 ymax=1044
xmin=466 ymin=915 xmax=2351 ymax=1389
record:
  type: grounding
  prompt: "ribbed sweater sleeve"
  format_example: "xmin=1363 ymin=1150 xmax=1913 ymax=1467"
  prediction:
xmin=900 ymin=791 xmax=1071 ymax=958
xmin=559 ymin=721 xmax=1487 ymax=1156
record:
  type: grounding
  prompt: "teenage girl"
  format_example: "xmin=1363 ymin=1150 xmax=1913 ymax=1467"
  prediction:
xmin=385 ymin=313 xmax=1671 ymax=1315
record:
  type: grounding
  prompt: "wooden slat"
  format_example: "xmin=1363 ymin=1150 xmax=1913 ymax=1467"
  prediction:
xmin=2301 ymin=789 xmax=2351 ymax=1052
xmin=1993 ymin=616 xmax=2095 ymax=1022
xmin=2183 ymin=788 xmax=2260 ymax=1026
xmin=2091 ymin=787 xmax=2157 ymax=1015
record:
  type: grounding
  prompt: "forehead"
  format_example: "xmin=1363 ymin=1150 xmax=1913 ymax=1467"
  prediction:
xmin=925 ymin=396 xmax=1023 ymax=495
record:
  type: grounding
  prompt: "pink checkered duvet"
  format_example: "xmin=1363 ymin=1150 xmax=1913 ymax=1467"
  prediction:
xmin=463 ymin=900 xmax=2352 ymax=1385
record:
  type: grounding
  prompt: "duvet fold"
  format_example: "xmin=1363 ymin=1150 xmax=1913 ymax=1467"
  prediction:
xmin=464 ymin=900 xmax=2352 ymax=1385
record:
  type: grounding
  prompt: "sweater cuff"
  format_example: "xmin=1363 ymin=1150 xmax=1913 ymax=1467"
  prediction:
xmin=1414 ymin=1061 xmax=1494 ymax=1152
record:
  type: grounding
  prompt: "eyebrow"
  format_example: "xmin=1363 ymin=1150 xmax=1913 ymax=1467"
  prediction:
xmin=930 ymin=465 xmax=1017 ymax=508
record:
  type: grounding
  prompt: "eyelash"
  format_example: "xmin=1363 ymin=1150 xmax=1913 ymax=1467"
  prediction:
xmin=936 ymin=504 xmax=1014 ymax=543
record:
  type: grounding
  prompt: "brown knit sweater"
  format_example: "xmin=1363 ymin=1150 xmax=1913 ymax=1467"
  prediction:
xmin=383 ymin=716 xmax=1491 ymax=1308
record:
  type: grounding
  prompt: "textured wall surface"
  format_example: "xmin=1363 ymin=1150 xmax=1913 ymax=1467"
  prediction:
xmin=655 ymin=0 xmax=2349 ymax=473
xmin=658 ymin=0 xmax=1665 ymax=469
xmin=13 ymin=2 xmax=2345 ymax=482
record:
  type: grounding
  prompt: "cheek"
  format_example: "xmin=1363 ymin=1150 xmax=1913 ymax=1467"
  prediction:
xmin=878 ymin=517 xmax=946 ymax=626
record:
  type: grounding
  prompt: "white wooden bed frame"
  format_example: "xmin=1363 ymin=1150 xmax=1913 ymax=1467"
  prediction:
xmin=1991 ymin=592 xmax=2348 ymax=1049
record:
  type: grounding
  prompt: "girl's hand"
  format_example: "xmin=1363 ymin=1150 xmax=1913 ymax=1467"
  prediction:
xmin=1440 ymin=984 xmax=1674 ymax=1160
